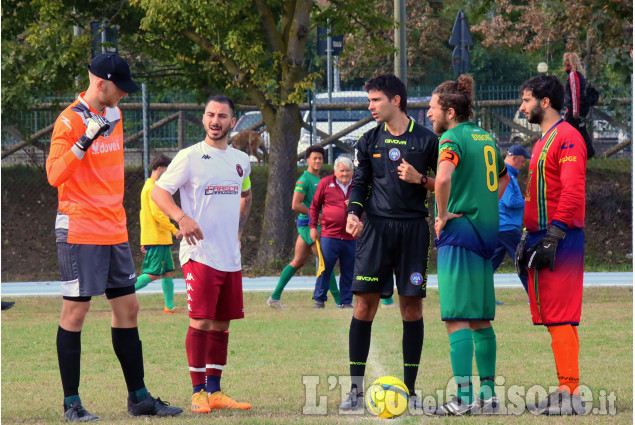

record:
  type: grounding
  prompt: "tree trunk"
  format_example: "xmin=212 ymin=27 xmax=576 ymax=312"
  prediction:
xmin=255 ymin=104 xmax=303 ymax=268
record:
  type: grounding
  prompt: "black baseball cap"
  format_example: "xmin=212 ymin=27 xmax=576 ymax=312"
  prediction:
xmin=88 ymin=53 xmax=140 ymax=93
xmin=507 ymin=144 xmax=531 ymax=159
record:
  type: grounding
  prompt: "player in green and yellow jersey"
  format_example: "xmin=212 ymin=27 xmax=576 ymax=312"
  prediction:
xmin=428 ymin=74 xmax=509 ymax=416
xmin=267 ymin=145 xmax=340 ymax=309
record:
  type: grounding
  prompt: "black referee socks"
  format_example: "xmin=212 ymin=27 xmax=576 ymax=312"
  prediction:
xmin=349 ymin=317 xmax=373 ymax=393
xmin=403 ymin=318 xmax=424 ymax=395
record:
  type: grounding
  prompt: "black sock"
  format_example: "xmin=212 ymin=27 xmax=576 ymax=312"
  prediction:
xmin=112 ymin=327 xmax=145 ymax=396
xmin=402 ymin=318 xmax=424 ymax=395
xmin=57 ymin=326 xmax=82 ymax=399
xmin=349 ymin=317 xmax=373 ymax=393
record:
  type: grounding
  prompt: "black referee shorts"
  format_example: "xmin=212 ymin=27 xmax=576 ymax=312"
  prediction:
xmin=352 ymin=215 xmax=431 ymax=298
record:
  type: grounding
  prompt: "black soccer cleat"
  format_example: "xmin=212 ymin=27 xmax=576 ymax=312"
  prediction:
xmin=428 ymin=395 xmax=475 ymax=416
xmin=339 ymin=390 xmax=364 ymax=411
xmin=64 ymin=400 xmax=99 ymax=422
xmin=1 ymin=301 xmax=15 ymax=311
xmin=127 ymin=393 xmax=183 ymax=417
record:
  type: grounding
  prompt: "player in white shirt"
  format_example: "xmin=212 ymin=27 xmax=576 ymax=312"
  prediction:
xmin=152 ymin=95 xmax=253 ymax=413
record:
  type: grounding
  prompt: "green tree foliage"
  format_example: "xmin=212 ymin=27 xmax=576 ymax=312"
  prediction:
xmin=132 ymin=0 xmax=394 ymax=266
xmin=1 ymin=0 xmax=153 ymax=133
xmin=471 ymin=0 xmax=633 ymax=84
xmin=337 ymin=0 xmax=456 ymax=86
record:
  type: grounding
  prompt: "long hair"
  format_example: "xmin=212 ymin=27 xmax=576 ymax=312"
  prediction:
xmin=432 ymin=74 xmax=474 ymax=122
xmin=564 ymin=52 xmax=585 ymax=76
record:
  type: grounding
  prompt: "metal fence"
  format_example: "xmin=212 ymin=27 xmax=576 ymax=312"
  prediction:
xmin=2 ymin=85 xmax=632 ymax=170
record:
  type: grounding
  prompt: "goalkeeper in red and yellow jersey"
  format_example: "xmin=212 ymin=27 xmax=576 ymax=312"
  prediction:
xmin=516 ymin=75 xmax=587 ymax=415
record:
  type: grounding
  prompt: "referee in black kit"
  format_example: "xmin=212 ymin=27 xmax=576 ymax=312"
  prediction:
xmin=339 ymin=74 xmax=438 ymax=412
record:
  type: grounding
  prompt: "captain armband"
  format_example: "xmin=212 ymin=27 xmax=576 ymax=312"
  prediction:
xmin=439 ymin=149 xmax=459 ymax=167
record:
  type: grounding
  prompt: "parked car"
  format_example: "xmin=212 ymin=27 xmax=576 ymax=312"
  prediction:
xmin=510 ymin=109 xmax=541 ymax=144
xmin=298 ymin=91 xmax=375 ymax=158
xmin=510 ymin=109 xmax=628 ymax=146
xmin=298 ymin=92 xmax=433 ymax=160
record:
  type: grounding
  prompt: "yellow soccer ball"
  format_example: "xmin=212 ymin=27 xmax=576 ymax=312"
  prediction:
xmin=366 ymin=376 xmax=410 ymax=419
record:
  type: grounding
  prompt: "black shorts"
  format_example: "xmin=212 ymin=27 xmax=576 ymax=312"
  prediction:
xmin=56 ymin=230 xmax=137 ymax=298
xmin=352 ymin=215 xmax=431 ymax=298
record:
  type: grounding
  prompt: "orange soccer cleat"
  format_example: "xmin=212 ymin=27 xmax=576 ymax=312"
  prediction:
xmin=191 ymin=389 xmax=211 ymax=413
xmin=163 ymin=306 xmax=182 ymax=314
xmin=208 ymin=391 xmax=251 ymax=410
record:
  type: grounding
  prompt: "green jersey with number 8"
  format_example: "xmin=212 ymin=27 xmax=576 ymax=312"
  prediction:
xmin=435 ymin=121 xmax=507 ymax=258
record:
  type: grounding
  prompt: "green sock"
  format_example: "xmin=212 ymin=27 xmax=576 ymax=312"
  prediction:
xmin=64 ymin=395 xmax=81 ymax=409
xmin=329 ymin=273 xmax=341 ymax=304
xmin=134 ymin=274 xmax=152 ymax=290
xmin=473 ymin=326 xmax=497 ymax=400
xmin=130 ymin=387 xmax=149 ymax=403
xmin=381 ymin=296 xmax=394 ymax=305
xmin=271 ymin=265 xmax=296 ymax=300
xmin=449 ymin=328 xmax=473 ymax=405
xmin=162 ymin=277 xmax=175 ymax=310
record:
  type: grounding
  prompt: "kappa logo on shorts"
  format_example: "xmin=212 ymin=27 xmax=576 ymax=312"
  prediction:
xmin=236 ymin=164 xmax=244 ymax=177
xmin=129 ymin=273 xmax=136 ymax=279
xmin=389 ymin=148 xmax=401 ymax=161
xmin=410 ymin=272 xmax=423 ymax=285
xmin=186 ymin=273 xmax=194 ymax=281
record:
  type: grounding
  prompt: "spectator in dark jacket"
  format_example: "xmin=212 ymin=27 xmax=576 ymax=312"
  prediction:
xmin=309 ymin=156 xmax=356 ymax=308
xmin=563 ymin=52 xmax=594 ymax=158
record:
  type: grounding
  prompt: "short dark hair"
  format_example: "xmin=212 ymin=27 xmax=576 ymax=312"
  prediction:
xmin=150 ymin=154 xmax=171 ymax=170
xmin=432 ymin=74 xmax=475 ymax=122
xmin=519 ymin=75 xmax=564 ymax=112
xmin=364 ymin=74 xmax=407 ymax=113
xmin=206 ymin=95 xmax=235 ymax=115
xmin=306 ymin=145 xmax=326 ymax=159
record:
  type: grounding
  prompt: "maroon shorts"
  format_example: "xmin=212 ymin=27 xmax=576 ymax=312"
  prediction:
xmin=182 ymin=260 xmax=244 ymax=321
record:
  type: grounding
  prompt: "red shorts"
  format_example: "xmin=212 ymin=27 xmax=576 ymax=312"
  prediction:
xmin=182 ymin=260 xmax=244 ymax=321
xmin=527 ymin=229 xmax=584 ymax=326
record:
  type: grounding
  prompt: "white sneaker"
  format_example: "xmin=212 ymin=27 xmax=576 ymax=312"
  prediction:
xmin=266 ymin=297 xmax=288 ymax=310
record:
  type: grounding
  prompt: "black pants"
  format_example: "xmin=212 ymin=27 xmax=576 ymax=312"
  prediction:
xmin=566 ymin=116 xmax=595 ymax=158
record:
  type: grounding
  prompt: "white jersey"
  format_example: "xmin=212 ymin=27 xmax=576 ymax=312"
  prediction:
xmin=156 ymin=141 xmax=251 ymax=271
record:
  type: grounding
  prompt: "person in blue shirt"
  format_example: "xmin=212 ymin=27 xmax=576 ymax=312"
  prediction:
xmin=491 ymin=145 xmax=530 ymax=297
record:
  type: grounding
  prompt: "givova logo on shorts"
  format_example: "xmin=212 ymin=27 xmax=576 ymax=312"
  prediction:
xmin=356 ymin=275 xmax=379 ymax=282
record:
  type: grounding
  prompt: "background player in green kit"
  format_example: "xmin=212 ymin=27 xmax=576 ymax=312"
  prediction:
xmin=267 ymin=145 xmax=341 ymax=309
xmin=428 ymin=75 xmax=509 ymax=415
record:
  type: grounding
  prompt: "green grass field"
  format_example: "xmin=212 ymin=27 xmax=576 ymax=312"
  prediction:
xmin=1 ymin=287 xmax=632 ymax=424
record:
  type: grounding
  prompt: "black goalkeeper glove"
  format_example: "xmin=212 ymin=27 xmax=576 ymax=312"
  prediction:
xmin=527 ymin=225 xmax=567 ymax=271
xmin=74 ymin=110 xmax=111 ymax=152
xmin=514 ymin=230 xmax=529 ymax=277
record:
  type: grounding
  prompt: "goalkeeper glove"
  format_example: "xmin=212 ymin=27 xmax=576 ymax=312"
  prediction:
xmin=527 ymin=224 xmax=566 ymax=271
xmin=514 ymin=230 xmax=529 ymax=277
xmin=74 ymin=110 xmax=111 ymax=152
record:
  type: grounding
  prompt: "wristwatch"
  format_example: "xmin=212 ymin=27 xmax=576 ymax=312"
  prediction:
xmin=420 ymin=175 xmax=428 ymax=185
